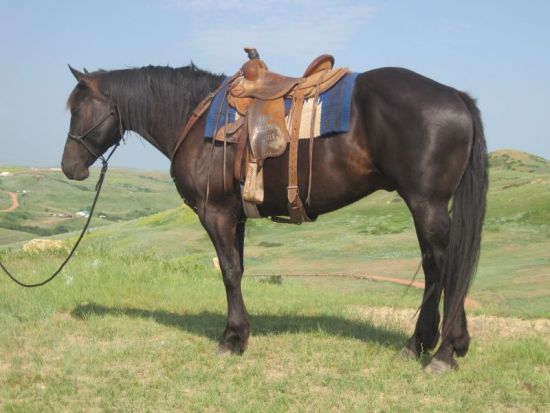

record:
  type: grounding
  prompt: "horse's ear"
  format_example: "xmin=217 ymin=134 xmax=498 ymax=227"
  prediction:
xmin=68 ymin=64 xmax=87 ymax=82
xmin=83 ymin=68 xmax=89 ymax=74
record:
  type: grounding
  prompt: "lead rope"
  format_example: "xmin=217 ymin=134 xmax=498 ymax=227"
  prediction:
xmin=0 ymin=144 xmax=118 ymax=288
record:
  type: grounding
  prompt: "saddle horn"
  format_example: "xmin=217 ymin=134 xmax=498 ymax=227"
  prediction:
xmin=244 ymin=47 xmax=260 ymax=60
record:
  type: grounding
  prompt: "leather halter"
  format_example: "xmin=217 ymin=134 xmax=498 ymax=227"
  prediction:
xmin=67 ymin=104 xmax=124 ymax=162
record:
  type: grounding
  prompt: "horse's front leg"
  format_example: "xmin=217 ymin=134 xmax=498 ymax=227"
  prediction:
xmin=201 ymin=210 xmax=249 ymax=354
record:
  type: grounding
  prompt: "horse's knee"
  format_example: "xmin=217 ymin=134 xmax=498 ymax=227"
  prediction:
xmin=222 ymin=275 xmax=242 ymax=292
xmin=220 ymin=264 xmax=243 ymax=289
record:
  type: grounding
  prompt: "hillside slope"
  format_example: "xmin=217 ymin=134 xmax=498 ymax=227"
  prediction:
xmin=0 ymin=167 xmax=181 ymax=238
xmin=1 ymin=150 xmax=549 ymax=318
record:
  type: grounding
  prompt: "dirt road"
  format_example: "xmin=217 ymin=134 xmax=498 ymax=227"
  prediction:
xmin=0 ymin=192 xmax=18 ymax=212
xmin=364 ymin=274 xmax=480 ymax=308
xmin=253 ymin=272 xmax=480 ymax=308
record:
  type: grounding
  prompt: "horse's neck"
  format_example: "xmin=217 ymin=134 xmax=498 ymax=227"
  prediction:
xmin=127 ymin=116 xmax=174 ymax=158
xmin=111 ymin=69 xmax=223 ymax=159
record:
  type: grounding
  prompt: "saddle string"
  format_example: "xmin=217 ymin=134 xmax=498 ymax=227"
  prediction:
xmin=402 ymin=257 xmax=424 ymax=298
xmin=223 ymin=98 xmax=230 ymax=193
xmin=306 ymin=75 xmax=324 ymax=205
xmin=287 ymin=94 xmax=298 ymax=146
xmin=400 ymin=256 xmax=440 ymax=320
xmin=306 ymin=105 xmax=316 ymax=205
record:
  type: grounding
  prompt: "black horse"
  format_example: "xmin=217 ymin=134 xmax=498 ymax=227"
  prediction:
xmin=62 ymin=62 xmax=487 ymax=373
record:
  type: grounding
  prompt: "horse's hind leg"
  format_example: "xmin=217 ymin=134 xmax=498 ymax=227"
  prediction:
xmin=425 ymin=284 xmax=470 ymax=373
xmin=402 ymin=197 xmax=450 ymax=358
xmin=424 ymin=308 xmax=469 ymax=374
xmin=201 ymin=211 xmax=249 ymax=354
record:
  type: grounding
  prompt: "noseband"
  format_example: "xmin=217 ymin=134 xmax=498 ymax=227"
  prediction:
xmin=67 ymin=104 xmax=125 ymax=163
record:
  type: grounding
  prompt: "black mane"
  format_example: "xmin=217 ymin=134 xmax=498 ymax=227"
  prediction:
xmin=98 ymin=65 xmax=224 ymax=136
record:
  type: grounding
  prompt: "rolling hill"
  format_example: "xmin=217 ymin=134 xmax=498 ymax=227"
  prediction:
xmin=0 ymin=166 xmax=181 ymax=242
xmin=1 ymin=150 xmax=549 ymax=318
xmin=0 ymin=151 xmax=548 ymax=411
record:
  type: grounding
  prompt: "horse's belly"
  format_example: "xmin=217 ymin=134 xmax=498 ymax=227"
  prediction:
xmin=257 ymin=134 xmax=392 ymax=218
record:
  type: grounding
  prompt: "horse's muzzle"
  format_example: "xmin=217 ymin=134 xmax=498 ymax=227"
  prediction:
xmin=61 ymin=160 xmax=90 ymax=181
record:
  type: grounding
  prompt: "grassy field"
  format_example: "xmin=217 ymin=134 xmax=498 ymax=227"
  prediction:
xmin=0 ymin=150 xmax=549 ymax=411
xmin=0 ymin=249 xmax=548 ymax=412
xmin=0 ymin=167 xmax=180 ymax=240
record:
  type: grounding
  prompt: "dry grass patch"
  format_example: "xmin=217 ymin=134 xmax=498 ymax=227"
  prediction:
xmin=352 ymin=306 xmax=550 ymax=341
xmin=22 ymin=238 xmax=67 ymax=253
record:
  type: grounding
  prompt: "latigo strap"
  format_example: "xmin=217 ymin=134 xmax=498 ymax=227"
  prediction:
xmin=287 ymin=88 xmax=311 ymax=223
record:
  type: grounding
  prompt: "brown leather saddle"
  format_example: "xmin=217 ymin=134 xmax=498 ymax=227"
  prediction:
xmin=171 ymin=48 xmax=349 ymax=223
xmin=218 ymin=48 xmax=349 ymax=223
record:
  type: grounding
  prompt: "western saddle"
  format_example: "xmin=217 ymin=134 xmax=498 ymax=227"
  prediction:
xmin=173 ymin=48 xmax=350 ymax=223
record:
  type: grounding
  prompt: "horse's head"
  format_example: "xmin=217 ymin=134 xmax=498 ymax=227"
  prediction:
xmin=62 ymin=66 xmax=123 ymax=180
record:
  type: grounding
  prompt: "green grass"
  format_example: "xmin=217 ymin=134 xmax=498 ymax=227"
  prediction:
xmin=0 ymin=228 xmax=34 ymax=245
xmin=0 ymin=167 xmax=181 ymax=237
xmin=0 ymin=249 xmax=548 ymax=412
xmin=489 ymin=149 xmax=550 ymax=174
xmin=10 ymin=150 xmax=541 ymax=319
xmin=0 ymin=150 xmax=549 ymax=411
xmin=3 ymin=150 xmax=548 ymax=318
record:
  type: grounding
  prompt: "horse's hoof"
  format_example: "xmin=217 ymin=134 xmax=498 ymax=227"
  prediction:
xmin=217 ymin=338 xmax=246 ymax=355
xmin=401 ymin=346 xmax=418 ymax=360
xmin=217 ymin=342 xmax=241 ymax=355
xmin=424 ymin=358 xmax=456 ymax=374
xmin=217 ymin=343 xmax=234 ymax=356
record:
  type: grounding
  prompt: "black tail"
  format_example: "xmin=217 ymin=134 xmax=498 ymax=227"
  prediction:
xmin=442 ymin=92 xmax=488 ymax=337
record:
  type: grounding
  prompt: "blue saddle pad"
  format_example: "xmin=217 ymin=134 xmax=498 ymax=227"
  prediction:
xmin=204 ymin=72 xmax=360 ymax=139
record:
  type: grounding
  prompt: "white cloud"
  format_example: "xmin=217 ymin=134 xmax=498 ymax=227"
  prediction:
xmin=167 ymin=0 xmax=375 ymax=68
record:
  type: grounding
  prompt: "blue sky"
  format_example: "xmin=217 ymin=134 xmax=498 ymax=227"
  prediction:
xmin=0 ymin=0 xmax=549 ymax=170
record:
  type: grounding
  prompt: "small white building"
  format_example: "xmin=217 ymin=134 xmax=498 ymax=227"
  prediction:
xmin=0 ymin=171 xmax=14 ymax=177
